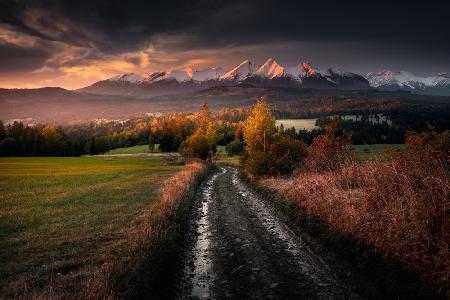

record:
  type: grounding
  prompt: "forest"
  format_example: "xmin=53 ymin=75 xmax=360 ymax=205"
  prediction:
xmin=1 ymin=99 xmax=448 ymax=158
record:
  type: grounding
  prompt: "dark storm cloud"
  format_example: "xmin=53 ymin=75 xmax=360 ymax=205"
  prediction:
xmin=124 ymin=54 xmax=144 ymax=66
xmin=2 ymin=0 xmax=449 ymax=53
xmin=0 ymin=0 xmax=449 ymax=79
xmin=0 ymin=42 xmax=52 ymax=72
xmin=0 ymin=0 xmax=230 ymax=53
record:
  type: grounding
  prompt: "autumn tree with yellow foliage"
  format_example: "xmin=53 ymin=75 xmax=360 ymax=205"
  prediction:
xmin=179 ymin=103 xmax=222 ymax=160
xmin=242 ymin=99 xmax=306 ymax=176
xmin=243 ymin=98 xmax=275 ymax=156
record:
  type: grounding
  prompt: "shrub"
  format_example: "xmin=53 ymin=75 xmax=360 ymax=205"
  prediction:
xmin=243 ymin=135 xmax=307 ymax=176
xmin=242 ymin=99 xmax=307 ymax=176
xmin=305 ymin=117 xmax=352 ymax=172
xmin=179 ymin=134 xmax=210 ymax=160
xmin=159 ymin=132 xmax=182 ymax=152
xmin=262 ymin=129 xmax=450 ymax=291
xmin=225 ymin=140 xmax=244 ymax=156
xmin=269 ymin=134 xmax=307 ymax=175
xmin=242 ymin=151 xmax=273 ymax=177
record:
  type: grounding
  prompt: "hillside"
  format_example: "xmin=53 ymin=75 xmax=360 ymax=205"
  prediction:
xmin=1 ymin=86 xmax=450 ymax=124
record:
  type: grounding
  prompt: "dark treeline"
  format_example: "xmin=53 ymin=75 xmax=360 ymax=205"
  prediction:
xmin=314 ymin=108 xmax=450 ymax=144
xmin=315 ymin=116 xmax=403 ymax=144
xmin=0 ymin=119 xmax=149 ymax=157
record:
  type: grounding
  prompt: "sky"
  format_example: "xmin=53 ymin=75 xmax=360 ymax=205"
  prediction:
xmin=0 ymin=0 xmax=449 ymax=89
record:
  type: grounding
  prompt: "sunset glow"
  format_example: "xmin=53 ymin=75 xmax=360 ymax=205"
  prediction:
xmin=1 ymin=1 xmax=448 ymax=89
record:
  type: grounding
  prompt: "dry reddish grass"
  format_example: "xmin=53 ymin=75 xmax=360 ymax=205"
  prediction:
xmin=262 ymin=133 xmax=449 ymax=292
xmin=29 ymin=162 xmax=205 ymax=299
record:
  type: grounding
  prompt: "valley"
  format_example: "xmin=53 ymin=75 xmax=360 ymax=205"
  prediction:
xmin=1 ymin=85 xmax=450 ymax=124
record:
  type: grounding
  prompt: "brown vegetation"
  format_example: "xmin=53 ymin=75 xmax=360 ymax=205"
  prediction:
xmin=261 ymin=129 xmax=450 ymax=291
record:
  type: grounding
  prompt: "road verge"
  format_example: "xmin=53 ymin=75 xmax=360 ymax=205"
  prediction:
xmin=241 ymin=171 xmax=445 ymax=300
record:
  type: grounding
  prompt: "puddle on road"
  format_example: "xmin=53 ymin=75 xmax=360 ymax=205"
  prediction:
xmin=181 ymin=167 xmax=348 ymax=299
xmin=230 ymin=168 xmax=340 ymax=297
xmin=231 ymin=172 xmax=303 ymax=256
xmin=183 ymin=169 xmax=225 ymax=299
xmin=231 ymin=170 xmax=302 ymax=257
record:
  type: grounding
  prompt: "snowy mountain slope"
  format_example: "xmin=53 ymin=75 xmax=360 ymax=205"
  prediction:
xmin=220 ymin=60 xmax=254 ymax=80
xmin=78 ymin=58 xmax=448 ymax=96
xmin=108 ymin=73 xmax=144 ymax=83
xmin=143 ymin=71 xmax=167 ymax=82
xmin=142 ymin=67 xmax=224 ymax=82
xmin=164 ymin=69 xmax=192 ymax=81
xmin=192 ymin=67 xmax=225 ymax=81
xmin=255 ymin=58 xmax=287 ymax=79
xmin=366 ymin=70 xmax=450 ymax=95
xmin=282 ymin=62 xmax=369 ymax=88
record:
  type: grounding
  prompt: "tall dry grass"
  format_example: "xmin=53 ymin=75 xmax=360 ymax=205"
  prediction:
xmin=30 ymin=162 xmax=205 ymax=299
xmin=262 ymin=130 xmax=449 ymax=291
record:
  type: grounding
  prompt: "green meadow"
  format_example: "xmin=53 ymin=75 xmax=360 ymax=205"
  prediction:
xmin=0 ymin=156 xmax=179 ymax=294
xmin=105 ymin=144 xmax=161 ymax=154
xmin=352 ymin=144 xmax=404 ymax=160
xmin=276 ymin=119 xmax=319 ymax=131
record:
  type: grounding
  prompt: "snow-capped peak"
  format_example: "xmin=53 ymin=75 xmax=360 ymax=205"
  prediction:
xmin=143 ymin=71 xmax=167 ymax=82
xmin=108 ymin=73 xmax=144 ymax=83
xmin=220 ymin=60 xmax=253 ymax=80
xmin=255 ymin=58 xmax=286 ymax=79
xmin=366 ymin=70 xmax=450 ymax=90
xmin=301 ymin=62 xmax=319 ymax=76
xmin=165 ymin=69 xmax=193 ymax=81
xmin=366 ymin=70 xmax=422 ymax=88
xmin=192 ymin=67 xmax=225 ymax=81
xmin=326 ymin=68 xmax=357 ymax=77
xmin=284 ymin=62 xmax=323 ymax=79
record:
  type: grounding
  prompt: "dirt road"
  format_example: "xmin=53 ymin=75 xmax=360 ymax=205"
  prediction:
xmin=178 ymin=166 xmax=380 ymax=299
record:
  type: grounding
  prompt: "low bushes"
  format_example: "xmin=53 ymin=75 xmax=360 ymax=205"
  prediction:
xmin=179 ymin=134 xmax=210 ymax=160
xmin=241 ymin=100 xmax=308 ymax=176
xmin=225 ymin=140 xmax=244 ymax=156
xmin=243 ymin=134 xmax=307 ymax=176
xmin=261 ymin=130 xmax=450 ymax=291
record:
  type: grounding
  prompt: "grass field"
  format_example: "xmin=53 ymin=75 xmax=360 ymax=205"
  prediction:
xmin=0 ymin=156 xmax=180 ymax=295
xmin=276 ymin=119 xmax=319 ymax=131
xmin=216 ymin=145 xmax=226 ymax=154
xmin=105 ymin=144 xmax=160 ymax=154
xmin=215 ymin=143 xmax=404 ymax=164
xmin=215 ymin=155 xmax=240 ymax=166
xmin=352 ymin=144 xmax=404 ymax=160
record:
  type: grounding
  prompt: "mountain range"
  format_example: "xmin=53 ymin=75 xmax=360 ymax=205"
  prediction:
xmin=78 ymin=58 xmax=450 ymax=96
xmin=366 ymin=70 xmax=450 ymax=95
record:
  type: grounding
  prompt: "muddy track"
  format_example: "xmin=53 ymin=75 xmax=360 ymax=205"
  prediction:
xmin=179 ymin=167 xmax=372 ymax=299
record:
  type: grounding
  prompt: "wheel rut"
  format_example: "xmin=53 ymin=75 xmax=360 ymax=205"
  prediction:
xmin=180 ymin=167 xmax=367 ymax=299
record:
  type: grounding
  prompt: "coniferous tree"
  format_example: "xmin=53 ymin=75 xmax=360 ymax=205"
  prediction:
xmin=89 ymin=137 xmax=96 ymax=155
xmin=0 ymin=120 xmax=5 ymax=142
xmin=148 ymin=131 xmax=155 ymax=152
